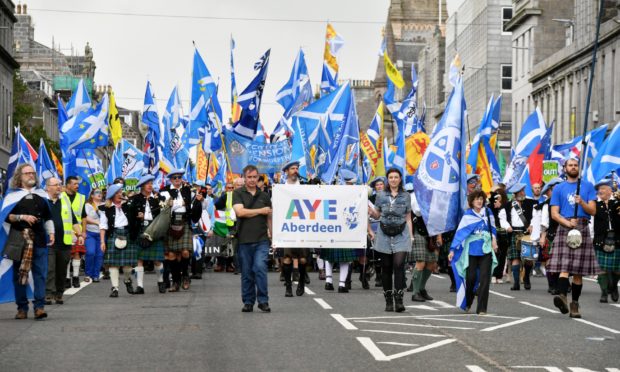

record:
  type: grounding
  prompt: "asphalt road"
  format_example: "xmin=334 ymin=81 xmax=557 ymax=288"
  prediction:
xmin=0 ymin=268 xmax=618 ymax=371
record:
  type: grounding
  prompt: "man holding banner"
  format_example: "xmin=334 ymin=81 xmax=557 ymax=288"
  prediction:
xmin=233 ymin=165 xmax=272 ymax=313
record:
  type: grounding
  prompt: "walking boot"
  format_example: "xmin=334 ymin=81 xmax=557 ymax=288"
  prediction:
xmin=394 ymin=290 xmax=406 ymax=313
xmin=360 ymin=270 xmax=369 ymax=290
xmin=383 ymin=290 xmax=394 ymax=312
xmin=285 ymin=284 xmax=293 ymax=297
xmin=609 ymin=274 xmax=619 ymax=302
xmin=600 ymin=290 xmax=608 ymax=303
xmin=569 ymin=301 xmax=581 ymax=318
xmin=553 ymin=294 xmax=569 ymax=314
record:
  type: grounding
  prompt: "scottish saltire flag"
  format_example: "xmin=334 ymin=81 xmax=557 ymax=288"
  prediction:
xmin=392 ymin=116 xmax=406 ymax=180
xmin=188 ymin=48 xmax=217 ymax=145
xmin=142 ymin=81 xmax=161 ymax=140
xmin=321 ymin=23 xmax=344 ymax=95
xmin=276 ymin=49 xmax=313 ymax=117
xmin=143 ymin=131 xmax=160 ymax=173
xmin=202 ymin=85 xmax=223 ymax=153
xmin=383 ymin=80 xmax=400 ymax=114
xmin=210 ymin=152 xmax=227 ymax=195
xmin=0 ymin=188 xmax=46 ymax=303
xmin=290 ymin=83 xmax=350 ymax=179
xmin=160 ymin=86 xmax=190 ymax=170
xmin=581 ymin=124 xmax=609 ymax=175
xmin=62 ymin=94 xmax=110 ymax=151
xmin=467 ymin=96 xmax=502 ymax=194
xmin=450 ymin=208 xmax=497 ymax=310
xmin=106 ymin=141 xmax=123 ymax=185
xmin=467 ymin=95 xmax=495 ymax=170
xmin=233 ymin=49 xmax=271 ymax=138
xmin=503 ymin=108 xmax=546 ymax=189
xmin=270 ymin=117 xmax=293 ymax=143
xmin=528 ymin=122 xmax=554 ymax=185
xmin=587 ymin=123 xmax=620 ymax=184
xmin=413 ymin=71 xmax=467 ymax=236
xmin=120 ymin=139 xmax=147 ymax=180
xmin=57 ymin=97 xmax=68 ymax=133
xmin=552 ymin=135 xmax=582 ymax=160
xmin=5 ymin=126 xmax=38 ymax=193
xmin=360 ymin=102 xmax=386 ymax=176
xmin=65 ymin=78 xmax=91 ymax=119
xmin=36 ymin=139 xmax=59 ymax=188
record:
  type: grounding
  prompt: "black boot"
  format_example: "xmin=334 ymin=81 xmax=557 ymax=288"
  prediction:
xmin=283 ymin=263 xmax=293 ymax=297
xmin=384 ymin=290 xmax=394 ymax=312
xmin=600 ymin=290 xmax=608 ymax=303
xmin=394 ymin=290 xmax=406 ymax=312
xmin=345 ymin=264 xmax=352 ymax=290
xmin=448 ymin=266 xmax=456 ymax=292
xmin=523 ymin=263 xmax=532 ymax=290
xmin=296 ymin=266 xmax=306 ymax=296
xmin=609 ymin=273 xmax=620 ymax=303
xmin=359 ymin=266 xmax=369 ymax=290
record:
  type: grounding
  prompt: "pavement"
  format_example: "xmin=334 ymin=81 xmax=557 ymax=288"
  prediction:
xmin=0 ymin=269 xmax=619 ymax=371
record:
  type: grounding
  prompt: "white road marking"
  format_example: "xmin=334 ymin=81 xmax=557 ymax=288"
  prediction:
xmin=429 ymin=300 xmax=454 ymax=308
xmin=519 ymin=301 xmax=560 ymax=314
xmin=361 ymin=329 xmax=445 ymax=338
xmin=610 ymin=304 xmax=620 ymax=308
xmin=489 ymin=290 xmax=514 ymax=299
xmin=415 ymin=317 xmax=498 ymax=324
xmin=346 ymin=314 xmax=520 ymax=320
xmin=573 ymin=319 xmax=620 ymax=334
xmin=357 ymin=337 xmax=456 ymax=361
xmin=480 ymin=316 xmax=538 ymax=332
xmin=405 ymin=305 xmax=438 ymax=311
xmin=466 ymin=366 xmax=488 ymax=372
xmin=314 ymin=298 xmax=332 ymax=310
xmin=512 ymin=367 xmax=563 ymax=371
xmin=331 ymin=314 xmax=358 ymax=330
xmin=304 ymin=287 xmax=316 ymax=295
xmin=431 ymin=274 xmax=445 ymax=279
xmin=354 ymin=320 xmax=473 ymax=330
xmin=63 ymin=280 xmax=92 ymax=296
xmin=377 ymin=341 xmax=419 ymax=347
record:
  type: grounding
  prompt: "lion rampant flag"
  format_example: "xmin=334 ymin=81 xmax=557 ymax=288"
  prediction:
xmin=406 ymin=131 xmax=430 ymax=176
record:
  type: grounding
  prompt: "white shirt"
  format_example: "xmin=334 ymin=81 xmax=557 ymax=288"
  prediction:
xmin=498 ymin=201 xmax=525 ymax=230
xmin=160 ymin=187 xmax=186 ymax=214
xmin=99 ymin=205 xmax=129 ymax=230
xmin=410 ymin=192 xmax=422 ymax=217
xmin=530 ymin=208 xmax=542 ymax=241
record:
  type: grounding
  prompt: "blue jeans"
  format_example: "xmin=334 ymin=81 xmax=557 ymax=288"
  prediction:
xmin=13 ymin=246 xmax=48 ymax=311
xmin=238 ymin=240 xmax=269 ymax=305
xmin=85 ymin=231 xmax=103 ymax=279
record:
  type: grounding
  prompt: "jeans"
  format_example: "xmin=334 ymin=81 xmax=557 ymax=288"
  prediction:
xmin=85 ymin=231 xmax=103 ymax=279
xmin=466 ymin=253 xmax=492 ymax=313
xmin=46 ymin=246 xmax=71 ymax=296
xmin=14 ymin=246 xmax=48 ymax=311
xmin=238 ymin=240 xmax=269 ymax=305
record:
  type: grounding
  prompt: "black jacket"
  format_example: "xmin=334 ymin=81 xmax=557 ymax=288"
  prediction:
xmin=99 ymin=202 xmax=132 ymax=239
xmin=129 ymin=193 xmax=163 ymax=234
xmin=504 ymin=198 xmax=537 ymax=229
xmin=593 ymin=199 xmax=620 ymax=249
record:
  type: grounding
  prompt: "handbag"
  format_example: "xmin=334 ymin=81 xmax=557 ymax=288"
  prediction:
xmin=169 ymin=212 xmax=186 ymax=240
xmin=114 ymin=233 xmax=128 ymax=250
xmin=603 ymin=230 xmax=616 ymax=253
xmin=380 ymin=213 xmax=406 ymax=237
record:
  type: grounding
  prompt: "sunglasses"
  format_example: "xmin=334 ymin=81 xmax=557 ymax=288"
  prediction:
xmin=171 ymin=176 xmax=182 ymax=180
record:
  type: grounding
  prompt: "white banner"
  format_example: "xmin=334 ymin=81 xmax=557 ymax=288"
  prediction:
xmin=272 ymin=184 xmax=368 ymax=249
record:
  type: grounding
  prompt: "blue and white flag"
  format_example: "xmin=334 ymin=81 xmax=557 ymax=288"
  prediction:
xmin=503 ymin=108 xmax=546 ymax=189
xmin=188 ymin=48 xmax=217 ymax=145
xmin=413 ymin=74 xmax=467 ymax=236
xmin=36 ymin=139 xmax=59 ymax=188
xmin=233 ymin=49 xmax=271 ymax=139
xmin=106 ymin=141 xmax=123 ymax=185
xmin=62 ymin=94 xmax=110 ymax=151
xmin=223 ymin=128 xmax=291 ymax=175
xmin=0 ymin=188 xmax=47 ymax=303
xmin=586 ymin=123 xmax=620 ymax=184
xmin=450 ymin=208 xmax=497 ymax=310
xmin=582 ymin=123 xmax=609 ymax=175
xmin=57 ymin=97 xmax=68 ymax=134
xmin=320 ymin=61 xmax=339 ymax=97
xmin=202 ymin=85 xmax=223 ymax=153
xmin=67 ymin=149 xmax=105 ymax=196
xmin=161 ymin=86 xmax=189 ymax=169
xmin=142 ymin=81 xmax=161 ymax=141
xmin=65 ymin=78 xmax=91 ymax=119
xmin=276 ymin=49 xmax=313 ymax=117
xmin=466 ymin=95 xmax=494 ymax=170
xmin=5 ymin=126 xmax=38 ymax=193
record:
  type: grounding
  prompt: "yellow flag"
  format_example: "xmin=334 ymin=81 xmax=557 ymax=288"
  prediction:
xmin=196 ymin=141 xmax=208 ymax=182
xmin=384 ymin=53 xmax=405 ymax=89
xmin=108 ymin=92 xmax=122 ymax=147
xmin=405 ymin=132 xmax=430 ymax=175
xmin=324 ymin=23 xmax=341 ymax=72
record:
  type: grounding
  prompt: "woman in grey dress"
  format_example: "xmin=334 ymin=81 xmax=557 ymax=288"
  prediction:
xmin=369 ymin=168 xmax=413 ymax=312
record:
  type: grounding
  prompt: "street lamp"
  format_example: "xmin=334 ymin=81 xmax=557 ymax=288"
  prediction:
xmin=552 ymin=18 xmax=575 ymax=46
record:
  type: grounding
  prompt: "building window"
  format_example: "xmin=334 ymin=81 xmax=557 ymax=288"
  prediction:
xmin=502 ymin=7 xmax=513 ymax=33
xmin=501 ymin=64 xmax=512 ymax=91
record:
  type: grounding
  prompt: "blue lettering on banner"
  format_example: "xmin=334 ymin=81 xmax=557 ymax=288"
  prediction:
xmin=281 ymin=223 xmax=342 ymax=234
xmin=223 ymin=128 xmax=292 ymax=174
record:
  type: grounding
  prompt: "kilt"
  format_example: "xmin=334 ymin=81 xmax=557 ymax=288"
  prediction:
xmin=165 ymin=224 xmax=192 ymax=253
xmin=137 ymin=226 xmax=164 ymax=261
xmin=104 ymin=229 xmax=138 ymax=267
xmin=438 ymin=230 xmax=455 ymax=260
xmin=282 ymin=248 xmax=308 ymax=258
xmin=595 ymin=249 xmax=620 ymax=272
xmin=71 ymin=243 xmax=86 ymax=255
xmin=507 ymin=231 xmax=525 ymax=260
xmin=547 ymin=220 xmax=600 ymax=276
xmin=320 ymin=248 xmax=362 ymax=263
xmin=409 ymin=236 xmax=438 ymax=262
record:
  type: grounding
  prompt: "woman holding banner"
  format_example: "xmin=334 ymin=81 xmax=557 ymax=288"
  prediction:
xmin=368 ymin=168 xmax=413 ymax=312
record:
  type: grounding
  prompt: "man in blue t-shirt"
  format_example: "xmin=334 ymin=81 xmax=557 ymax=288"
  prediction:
xmin=548 ymin=158 xmax=598 ymax=318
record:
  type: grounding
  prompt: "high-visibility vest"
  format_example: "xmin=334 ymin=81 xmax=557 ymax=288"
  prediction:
xmin=63 ymin=192 xmax=85 ymax=224
xmin=59 ymin=194 xmax=75 ymax=245
xmin=225 ymin=191 xmax=235 ymax=227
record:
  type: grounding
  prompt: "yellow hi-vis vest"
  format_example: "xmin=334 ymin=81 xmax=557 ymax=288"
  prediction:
xmin=225 ymin=191 xmax=235 ymax=227
xmin=63 ymin=192 xmax=85 ymax=224
xmin=59 ymin=194 xmax=75 ymax=245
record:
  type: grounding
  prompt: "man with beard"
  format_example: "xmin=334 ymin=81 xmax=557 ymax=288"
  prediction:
xmin=548 ymin=158 xmax=597 ymax=318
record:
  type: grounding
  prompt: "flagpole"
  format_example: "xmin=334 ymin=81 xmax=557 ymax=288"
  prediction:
xmin=573 ymin=0 xmax=604 ymax=219
xmin=80 ymin=149 xmax=98 ymax=191
xmin=209 ymin=98 xmax=234 ymax=179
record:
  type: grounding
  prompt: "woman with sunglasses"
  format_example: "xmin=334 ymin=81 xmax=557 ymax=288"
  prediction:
xmin=83 ymin=188 xmax=104 ymax=282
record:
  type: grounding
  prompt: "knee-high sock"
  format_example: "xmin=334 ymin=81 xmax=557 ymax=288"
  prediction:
xmin=611 ymin=273 xmax=620 ymax=291
xmin=298 ymin=262 xmax=307 ymax=283
xmin=547 ymin=271 xmax=558 ymax=289
xmin=181 ymin=258 xmax=190 ymax=277
xmin=72 ymin=259 xmax=81 ymax=278
xmin=171 ymin=260 xmax=181 ymax=283
xmin=325 ymin=261 xmax=333 ymax=284
xmin=598 ymin=273 xmax=609 ymax=294
xmin=420 ymin=268 xmax=432 ymax=291
xmin=283 ymin=263 xmax=293 ymax=285
xmin=123 ymin=266 xmax=132 ymax=282
xmin=316 ymin=257 xmax=324 ymax=270
xmin=163 ymin=260 xmax=171 ymax=283
xmin=154 ymin=263 xmax=164 ymax=283
xmin=511 ymin=264 xmax=520 ymax=285
xmin=66 ymin=261 xmax=71 ymax=279
xmin=109 ymin=267 xmax=120 ymax=288
xmin=523 ymin=263 xmax=532 ymax=284
xmin=345 ymin=263 xmax=352 ymax=283
xmin=135 ymin=266 xmax=144 ymax=288
xmin=571 ymin=282 xmax=583 ymax=302
xmin=339 ymin=262 xmax=349 ymax=287
xmin=557 ymin=277 xmax=570 ymax=296
xmin=412 ymin=269 xmax=423 ymax=295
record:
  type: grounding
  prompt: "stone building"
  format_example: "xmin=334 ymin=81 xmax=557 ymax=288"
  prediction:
xmin=0 ymin=0 xmax=18 ymax=174
xmin=507 ymin=0 xmax=620 ymax=145
xmin=417 ymin=25 xmax=446 ymax=127
xmin=445 ymin=0 xmax=514 ymax=146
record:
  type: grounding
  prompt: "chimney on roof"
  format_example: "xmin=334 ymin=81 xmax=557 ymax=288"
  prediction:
xmin=23 ymin=4 xmax=27 ymax=14
xmin=16 ymin=4 xmax=21 ymax=14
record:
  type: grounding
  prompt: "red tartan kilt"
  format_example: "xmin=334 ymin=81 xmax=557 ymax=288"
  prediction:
xmin=71 ymin=243 xmax=86 ymax=255
xmin=539 ymin=241 xmax=550 ymax=262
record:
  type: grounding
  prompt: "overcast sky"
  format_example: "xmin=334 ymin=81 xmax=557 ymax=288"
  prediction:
xmin=25 ymin=0 xmax=460 ymax=132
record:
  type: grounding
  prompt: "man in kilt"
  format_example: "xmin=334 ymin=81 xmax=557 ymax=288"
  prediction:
xmin=100 ymin=184 xmax=137 ymax=298
xmin=129 ymin=174 xmax=166 ymax=294
xmin=592 ymin=178 xmax=620 ymax=303
xmin=536 ymin=178 xmax=563 ymax=294
xmin=498 ymin=183 xmax=537 ymax=290
xmin=159 ymin=169 xmax=202 ymax=292
xmin=549 ymin=158 xmax=598 ymax=318
xmin=409 ymin=189 xmax=439 ymax=302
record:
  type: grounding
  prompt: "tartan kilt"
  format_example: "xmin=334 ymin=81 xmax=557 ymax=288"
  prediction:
xmin=137 ymin=226 xmax=164 ymax=261
xmin=320 ymin=248 xmax=362 ymax=263
xmin=104 ymin=229 xmax=138 ymax=267
xmin=165 ymin=224 xmax=193 ymax=253
xmin=547 ymin=221 xmax=600 ymax=276
xmin=507 ymin=231 xmax=525 ymax=260
xmin=595 ymin=249 xmax=620 ymax=272
xmin=409 ymin=236 xmax=438 ymax=262
xmin=71 ymin=243 xmax=86 ymax=256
